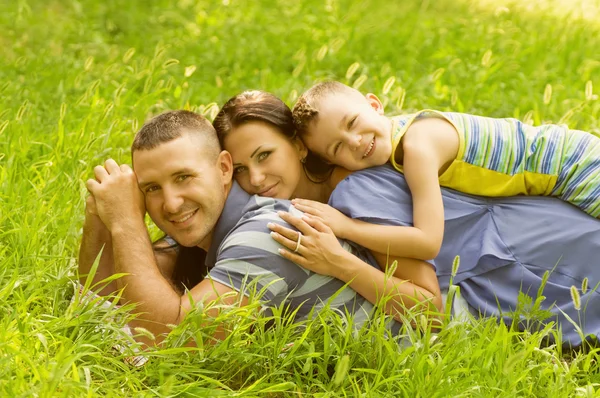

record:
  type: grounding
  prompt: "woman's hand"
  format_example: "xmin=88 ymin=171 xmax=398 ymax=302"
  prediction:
xmin=290 ymin=199 xmax=353 ymax=240
xmin=268 ymin=211 xmax=349 ymax=278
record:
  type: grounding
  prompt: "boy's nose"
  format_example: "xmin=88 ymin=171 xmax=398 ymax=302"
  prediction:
xmin=345 ymin=133 xmax=362 ymax=150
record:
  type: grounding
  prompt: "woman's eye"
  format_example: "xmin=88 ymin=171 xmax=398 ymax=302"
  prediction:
xmin=257 ymin=151 xmax=271 ymax=161
xmin=233 ymin=166 xmax=247 ymax=174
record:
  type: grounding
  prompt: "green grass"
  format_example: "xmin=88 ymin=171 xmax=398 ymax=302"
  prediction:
xmin=2 ymin=0 xmax=600 ymax=396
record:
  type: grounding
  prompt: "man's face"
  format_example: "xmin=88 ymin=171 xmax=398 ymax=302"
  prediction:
xmin=133 ymin=134 xmax=232 ymax=249
xmin=303 ymin=92 xmax=393 ymax=171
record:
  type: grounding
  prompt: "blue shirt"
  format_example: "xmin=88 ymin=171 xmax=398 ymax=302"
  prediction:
xmin=330 ymin=165 xmax=600 ymax=345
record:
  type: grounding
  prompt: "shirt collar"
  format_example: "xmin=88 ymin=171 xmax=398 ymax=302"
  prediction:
xmin=205 ymin=181 xmax=251 ymax=267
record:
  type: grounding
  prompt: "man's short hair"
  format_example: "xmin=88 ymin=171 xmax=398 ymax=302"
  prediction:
xmin=292 ymin=81 xmax=359 ymax=135
xmin=131 ymin=110 xmax=221 ymax=160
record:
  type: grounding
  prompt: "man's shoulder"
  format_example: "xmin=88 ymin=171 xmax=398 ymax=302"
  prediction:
xmin=219 ymin=195 xmax=299 ymax=254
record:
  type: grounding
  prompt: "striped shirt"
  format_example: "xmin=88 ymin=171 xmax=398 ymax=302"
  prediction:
xmin=331 ymin=164 xmax=600 ymax=346
xmin=390 ymin=110 xmax=600 ymax=217
xmin=207 ymin=182 xmax=400 ymax=333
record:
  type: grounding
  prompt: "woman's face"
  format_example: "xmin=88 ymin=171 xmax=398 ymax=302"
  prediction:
xmin=223 ymin=121 xmax=307 ymax=199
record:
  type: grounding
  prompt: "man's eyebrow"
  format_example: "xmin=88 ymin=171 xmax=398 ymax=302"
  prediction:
xmin=138 ymin=168 xmax=194 ymax=187
xmin=138 ymin=180 xmax=154 ymax=189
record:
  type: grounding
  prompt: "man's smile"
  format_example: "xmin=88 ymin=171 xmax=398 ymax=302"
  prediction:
xmin=169 ymin=208 xmax=199 ymax=225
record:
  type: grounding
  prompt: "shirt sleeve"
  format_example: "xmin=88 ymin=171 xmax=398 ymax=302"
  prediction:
xmin=207 ymin=216 xmax=309 ymax=305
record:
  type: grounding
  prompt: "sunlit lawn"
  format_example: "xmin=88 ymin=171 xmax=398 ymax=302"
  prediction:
xmin=1 ymin=0 xmax=600 ymax=396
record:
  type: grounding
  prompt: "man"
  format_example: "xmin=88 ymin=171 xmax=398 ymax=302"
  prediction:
xmin=79 ymin=110 xmax=439 ymax=342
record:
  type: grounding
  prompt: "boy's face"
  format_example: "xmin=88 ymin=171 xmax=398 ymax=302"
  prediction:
xmin=303 ymin=92 xmax=392 ymax=171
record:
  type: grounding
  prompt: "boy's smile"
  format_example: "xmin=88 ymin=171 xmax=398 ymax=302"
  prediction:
xmin=303 ymin=92 xmax=393 ymax=171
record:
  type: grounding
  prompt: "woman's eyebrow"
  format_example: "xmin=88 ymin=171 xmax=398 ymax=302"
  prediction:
xmin=250 ymin=145 xmax=263 ymax=158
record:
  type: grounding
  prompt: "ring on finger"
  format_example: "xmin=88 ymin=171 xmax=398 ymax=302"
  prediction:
xmin=293 ymin=232 xmax=302 ymax=253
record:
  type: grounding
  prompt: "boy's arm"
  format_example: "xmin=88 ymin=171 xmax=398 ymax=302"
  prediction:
xmin=359 ymin=117 xmax=458 ymax=259
xmin=291 ymin=199 xmax=441 ymax=260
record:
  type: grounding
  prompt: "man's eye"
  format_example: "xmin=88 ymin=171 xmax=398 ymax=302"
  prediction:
xmin=257 ymin=151 xmax=271 ymax=161
xmin=234 ymin=166 xmax=247 ymax=174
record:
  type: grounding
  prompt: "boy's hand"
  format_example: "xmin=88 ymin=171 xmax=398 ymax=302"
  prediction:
xmin=85 ymin=159 xmax=146 ymax=232
xmin=290 ymin=199 xmax=352 ymax=239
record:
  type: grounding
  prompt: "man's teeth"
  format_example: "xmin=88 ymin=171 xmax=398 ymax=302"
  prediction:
xmin=173 ymin=210 xmax=196 ymax=223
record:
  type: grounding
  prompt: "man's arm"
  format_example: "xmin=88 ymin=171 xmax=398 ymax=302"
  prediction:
xmin=78 ymin=195 xmax=117 ymax=296
xmin=78 ymin=195 xmax=181 ymax=296
xmin=86 ymin=160 xmax=248 ymax=342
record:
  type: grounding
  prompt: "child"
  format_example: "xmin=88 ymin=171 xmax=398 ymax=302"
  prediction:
xmin=291 ymin=81 xmax=600 ymax=260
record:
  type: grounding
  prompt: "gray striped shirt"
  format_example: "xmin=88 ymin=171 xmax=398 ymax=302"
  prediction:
xmin=207 ymin=182 xmax=399 ymax=332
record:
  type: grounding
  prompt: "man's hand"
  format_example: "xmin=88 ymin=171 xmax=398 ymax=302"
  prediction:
xmin=85 ymin=159 xmax=146 ymax=232
xmin=85 ymin=194 xmax=99 ymax=216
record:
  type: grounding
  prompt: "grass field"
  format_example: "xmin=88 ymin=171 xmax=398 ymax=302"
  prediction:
xmin=2 ymin=0 xmax=600 ymax=396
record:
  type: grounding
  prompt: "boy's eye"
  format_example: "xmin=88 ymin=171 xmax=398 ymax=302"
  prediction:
xmin=257 ymin=151 xmax=271 ymax=161
xmin=333 ymin=142 xmax=342 ymax=156
xmin=347 ymin=116 xmax=357 ymax=129
xmin=233 ymin=166 xmax=247 ymax=174
xmin=176 ymin=175 xmax=189 ymax=182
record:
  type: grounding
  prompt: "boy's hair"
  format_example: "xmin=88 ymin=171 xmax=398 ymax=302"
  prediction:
xmin=131 ymin=110 xmax=221 ymax=160
xmin=292 ymin=81 xmax=359 ymax=135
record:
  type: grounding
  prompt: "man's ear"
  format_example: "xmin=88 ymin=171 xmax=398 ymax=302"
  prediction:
xmin=366 ymin=93 xmax=385 ymax=115
xmin=216 ymin=150 xmax=233 ymax=184
xmin=292 ymin=137 xmax=309 ymax=162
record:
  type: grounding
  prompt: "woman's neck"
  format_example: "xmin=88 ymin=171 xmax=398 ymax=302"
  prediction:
xmin=291 ymin=174 xmax=329 ymax=203
xmin=291 ymin=167 xmax=351 ymax=203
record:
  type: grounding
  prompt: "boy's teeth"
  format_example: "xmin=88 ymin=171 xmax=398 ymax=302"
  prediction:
xmin=364 ymin=140 xmax=374 ymax=157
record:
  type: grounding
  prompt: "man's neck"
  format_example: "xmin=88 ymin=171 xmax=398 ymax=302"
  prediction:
xmin=198 ymin=181 xmax=234 ymax=251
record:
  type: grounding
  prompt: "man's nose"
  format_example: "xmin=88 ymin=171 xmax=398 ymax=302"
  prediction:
xmin=163 ymin=188 xmax=184 ymax=213
xmin=249 ymin=167 xmax=266 ymax=187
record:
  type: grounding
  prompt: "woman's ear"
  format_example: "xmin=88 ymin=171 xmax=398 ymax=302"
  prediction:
xmin=366 ymin=93 xmax=385 ymax=115
xmin=292 ymin=137 xmax=309 ymax=161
